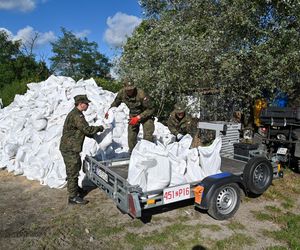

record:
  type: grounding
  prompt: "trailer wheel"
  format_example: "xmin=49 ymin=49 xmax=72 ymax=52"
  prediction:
xmin=243 ymin=157 xmax=273 ymax=195
xmin=207 ymin=183 xmax=240 ymax=220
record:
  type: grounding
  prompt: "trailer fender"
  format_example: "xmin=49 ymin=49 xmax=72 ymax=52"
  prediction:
xmin=194 ymin=172 xmax=243 ymax=210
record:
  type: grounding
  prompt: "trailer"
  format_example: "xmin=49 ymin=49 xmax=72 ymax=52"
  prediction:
xmin=84 ymin=122 xmax=282 ymax=220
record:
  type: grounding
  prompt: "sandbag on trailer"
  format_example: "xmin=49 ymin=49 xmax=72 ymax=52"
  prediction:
xmin=127 ymin=140 xmax=170 ymax=192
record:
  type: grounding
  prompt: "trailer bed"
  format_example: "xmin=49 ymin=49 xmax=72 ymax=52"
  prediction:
xmin=104 ymin=156 xmax=246 ymax=179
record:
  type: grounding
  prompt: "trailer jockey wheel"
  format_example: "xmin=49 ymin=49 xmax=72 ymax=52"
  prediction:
xmin=243 ymin=157 xmax=273 ymax=195
xmin=207 ymin=183 xmax=241 ymax=220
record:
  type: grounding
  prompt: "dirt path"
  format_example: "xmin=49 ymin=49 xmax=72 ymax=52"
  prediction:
xmin=0 ymin=169 xmax=299 ymax=250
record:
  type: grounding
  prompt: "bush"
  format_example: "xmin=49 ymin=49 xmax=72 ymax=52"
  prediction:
xmin=0 ymin=79 xmax=28 ymax=107
xmin=94 ymin=77 xmax=122 ymax=93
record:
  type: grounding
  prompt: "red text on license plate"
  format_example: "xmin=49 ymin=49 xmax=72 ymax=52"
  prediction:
xmin=163 ymin=184 xmax=190 ymax=204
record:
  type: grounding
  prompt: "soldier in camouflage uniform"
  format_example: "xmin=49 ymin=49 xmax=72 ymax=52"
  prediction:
xmin=60 ymin=95 xmax=104 ymax=205
xmin=105 ymin=79 xmax=155 ymax=152
xmin=167 ymin=103 xmax=194 ymax=141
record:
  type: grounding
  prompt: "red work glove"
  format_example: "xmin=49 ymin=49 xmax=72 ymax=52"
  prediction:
xmin=129 ymin=115 xmax=141 ymax=126
xmin=104 ymin=112 xmax=109 ymax=119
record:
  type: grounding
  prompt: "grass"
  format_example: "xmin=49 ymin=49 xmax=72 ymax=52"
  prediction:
xmin=281 ymin=197 xmax=295 ymax=209
xmin=266 ymin=246 xmax=289 ymax=250
xmin=213 ymin=233 xmax=255 ymax=250
xmin=124 ymin=223 xmax=203 ymax=249
xmin=227 ymin=221 xmax=245 ymax=231
xmin=200 ymin=224 xmax=222 ymax=232
xmin=253 ymin=206 xmax=300 ymax=250
xmin=265 ymin=205 xmax=282 ymax=213
xmin=252 ymin=211 xmax=274 ymax=221
xmin=2 ymin=168 xmax=299 ymax=250
xmin=262 ymin=213 xmax=300 ymax=249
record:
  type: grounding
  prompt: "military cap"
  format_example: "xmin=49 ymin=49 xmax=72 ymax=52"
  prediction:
xmin=74 ymin=95 xmax=90 ymax=104
xmin=174 ymin=103 xmax=186 ymax=113
xmin=124 ymin=79 xmax=135 ymax=90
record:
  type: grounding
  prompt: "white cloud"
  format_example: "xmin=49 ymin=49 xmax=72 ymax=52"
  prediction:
xmin=36 ymin=30 xmax=56 ymax=46
xmin=0 ymin=27 xmax=13 ymax=39
xmin=0 ymin=0 xmax=36 ymax=12
xmin=74 ymin=29 xmax=91 ymax=38
xmin=104 ymin=12 xmax=142 ymax=48
xmin=1 ymin=26 xmax=56 ymax=47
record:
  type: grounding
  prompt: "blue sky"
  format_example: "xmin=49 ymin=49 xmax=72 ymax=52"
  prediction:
xmin=0 ymin=0 xmax=143 ymax=65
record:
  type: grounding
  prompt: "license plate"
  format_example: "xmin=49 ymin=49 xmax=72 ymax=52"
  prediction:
xmin=94 ymin=167 xmax=108 ymax=182
xmin=163 ymin=184 xmax=191 ymax=204
xmin=277 ymin=147 xmax=288 ymax=155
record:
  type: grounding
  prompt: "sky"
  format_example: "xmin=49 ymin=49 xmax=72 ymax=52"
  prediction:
xmin=0 ymin=0 xmax=143 ymax=66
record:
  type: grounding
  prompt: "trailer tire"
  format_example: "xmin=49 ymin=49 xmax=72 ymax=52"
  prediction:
xmin=207 ymin=183 xmax=240 ymax=220
xmin=243 ymin=157 xmax=273 ymax=195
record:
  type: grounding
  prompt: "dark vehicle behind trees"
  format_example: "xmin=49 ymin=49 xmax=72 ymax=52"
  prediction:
xmin=256 ymin=106 xmax=300 ymax=172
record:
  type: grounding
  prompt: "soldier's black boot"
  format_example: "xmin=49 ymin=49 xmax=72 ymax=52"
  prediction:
xmin=78 ymin=187 xmax=88 ymax=198
xmin=68 ymin=196 xmax=89 ymax=205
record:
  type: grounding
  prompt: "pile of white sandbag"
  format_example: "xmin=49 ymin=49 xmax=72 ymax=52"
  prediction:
xmin=0 ymin=75 xmax=166 ymax=188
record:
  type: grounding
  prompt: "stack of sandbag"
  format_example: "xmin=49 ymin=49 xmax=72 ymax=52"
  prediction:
xmin=127 ymin=135 xmax=222 ymax=192
xmin=0 ymin=75 xmax=175 ymax=188
xmin=0 ymin=76 xmax=127 ymax=187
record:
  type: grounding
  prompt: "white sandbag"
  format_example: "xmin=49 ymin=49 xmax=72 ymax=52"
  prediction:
xmin=94 ymin=129 xmax=113 ymax=151
xmin=15 ymin=147 xmax=26 ymax=162
xmin=145 ymin=142 xmax=170 ymax=192
xmin=185 ymin=148 xmax=204 ymax=182
xmin=128 ymin=140 xmax=170 ymax=192
xmin=31 ymin=111 xmax=46 ymax=120
xmin=33 ymin=118 xmax=48 ymax=131
xmin=82 ymin=137 xmax=98 ymax=157
xmin=12 ymin=117 xmax=27 ymax=132
xmin=44 ymin=124 xmax=62 ymax=141
xmin=113 ymin=135 xmax=128 ymax=148
xmin=177 ymin=134 xmax=193 ymax=159
xmin=13 ymin=161 xmax=23 ymax=176
xmin=153 ymin=119 xmax=176 ymax=146
xmin=5 ymin=158 xmax=17 ymax=172
xmin=113 ymin=124 xmax=126 ymax=138
xmin=69 ymin=87 xmax=86 ymax=98
xmin=22 ymin=156 xmax=50 ymax=181
xmin=197 ymin=137 xmax=222 ymax=177
xmin=4 ymin=143 xmax=19 ymax=158
xmin=127 ymin=143 xmax=147 ymax=191
xmin=43 ymin=159 xmax=66 ymax=188
xmin=168 ymin=147 xmax=187 ymax=186
xmin=166 ymin=136 xmax=193 ymax=186
xmin=165 ymin=135 xmax=193 ymax=186
xmin=114 ymin=111 xmax=127 ymax=123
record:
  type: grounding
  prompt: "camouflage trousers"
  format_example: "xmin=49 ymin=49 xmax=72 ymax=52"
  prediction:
xmin=128 ymin=118 xmax=154 ymax=152
xmin=61 ymin=150 xmax=81 ymax=198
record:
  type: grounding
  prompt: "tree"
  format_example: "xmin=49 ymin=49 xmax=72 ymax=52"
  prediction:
xmin=119 ymin=0 xmax=300 ymax=122
xmin=0 ymin=30 xmax=50 ymax=106
xmin=50 ymin=28 xmax=111 ymax=80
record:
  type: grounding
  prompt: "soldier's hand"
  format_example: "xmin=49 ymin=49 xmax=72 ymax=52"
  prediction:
xmin=104 ymin=112 xmax=109 ymax=119
xmin=129 ymin=115 xmax=141 ymax=125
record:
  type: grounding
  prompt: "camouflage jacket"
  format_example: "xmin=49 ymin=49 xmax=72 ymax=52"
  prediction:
xmin=167 ymin=111 xmax=193 ymax=136
xmin=60 ymin=107 xmax=103 ymax=153
xmin=110 ymin=88 xmax=155 ymax=120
